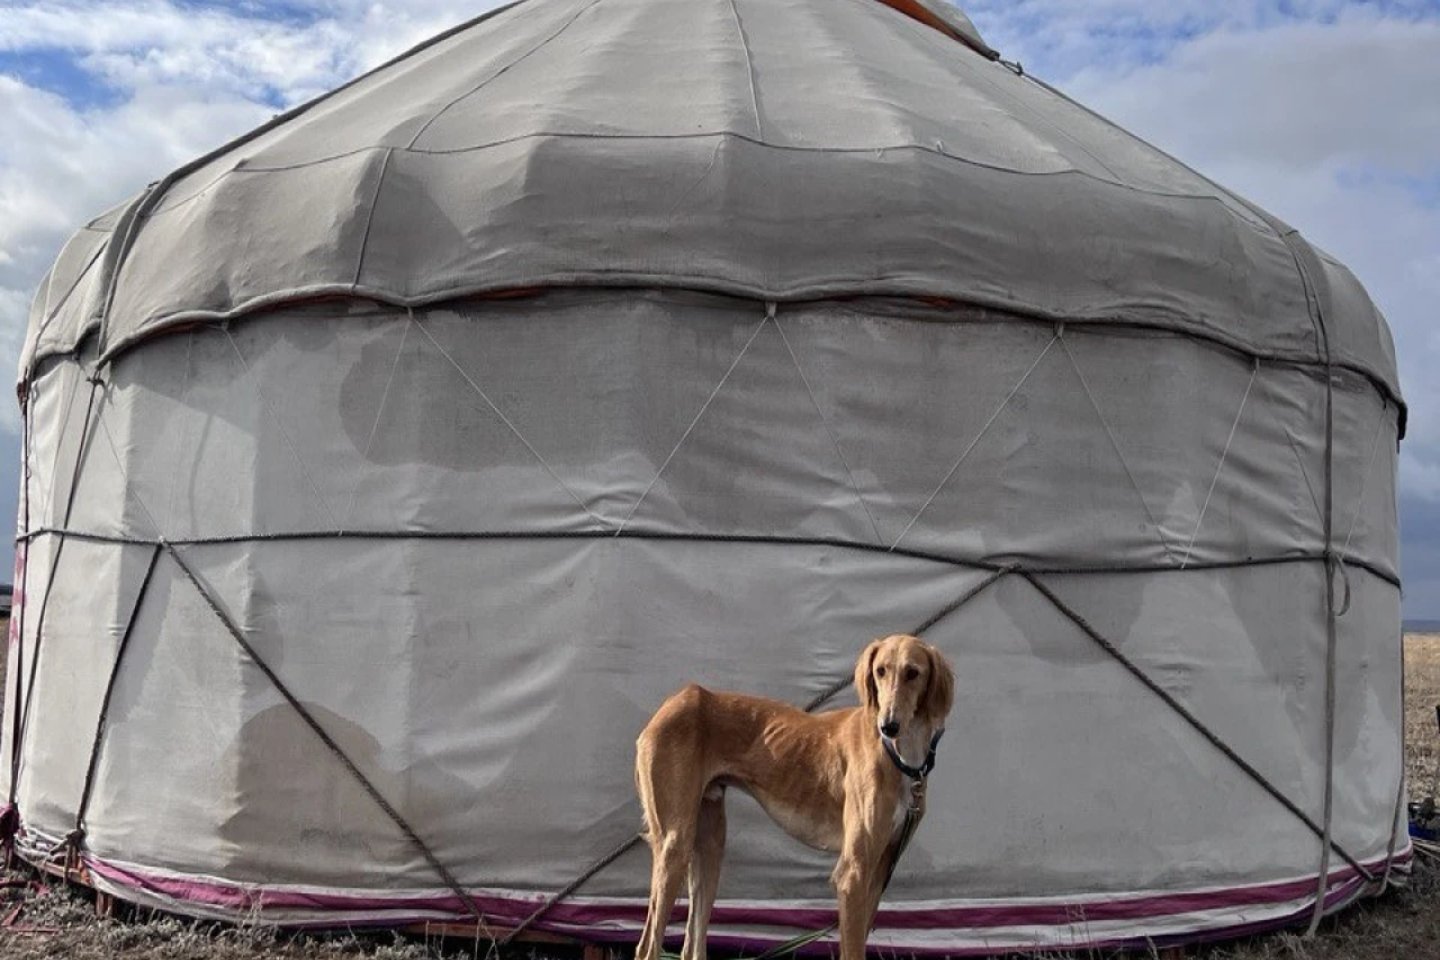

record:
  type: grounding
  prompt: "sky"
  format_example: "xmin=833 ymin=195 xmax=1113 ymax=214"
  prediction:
xmin=0 ymin=0 xmax=1436 ymax=617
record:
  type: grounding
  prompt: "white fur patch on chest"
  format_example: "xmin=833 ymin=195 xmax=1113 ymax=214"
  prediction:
xmin=892 ymin=794 xmax=910 ymax=834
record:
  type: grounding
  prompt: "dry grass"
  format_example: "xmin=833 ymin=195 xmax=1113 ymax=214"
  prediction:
xmin=1405 ymin=634 xmax=1440 ymax=800
xmin=0 ymin=628 xmax=1437 ymax=959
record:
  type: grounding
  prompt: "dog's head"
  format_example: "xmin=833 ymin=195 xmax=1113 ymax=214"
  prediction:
xmin=853 ymin=633 xmax=954 ymax=739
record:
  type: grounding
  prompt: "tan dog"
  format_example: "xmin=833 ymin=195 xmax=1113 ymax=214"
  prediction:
xmin=633 ymin=634 xmax=955 ymax=960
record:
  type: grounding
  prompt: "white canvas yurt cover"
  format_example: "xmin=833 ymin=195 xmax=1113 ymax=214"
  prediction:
xmin=3 ymin=0 xmax=1409 ymax=954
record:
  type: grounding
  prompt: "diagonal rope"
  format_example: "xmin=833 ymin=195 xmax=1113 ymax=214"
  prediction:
xmin=72 ymin=543 xmax=164 ymax=836
xmin=804 ymin=565 xmax=1014 ymax=713
xmin=83 ymin=369 xmax=496 ymax=930
xmin=6 ymin=396 xmax=38 ymax=811
xmin=405 ymin=0 xmax=602 ymax=149
xmin=1380 ymin=619 xmax=1408 ymax=891
xmin=1060 ymin=338 xmax=1180 ymax=563
xmin=223 ymin=329 xmax=340 ymax=530
xmin=91 ymin=386 xmax=167 ymax=541
xmin=890 ymin=332 xmax=1059 ymax=551
xmin=1341 ymin=401 xmax=1390 ymax=554
xmin=1284 ymin=427 xmax=1325 ymax=527
xmin=1020 ymin=571 xmax=1375 ymax=885
xmin=503 ymin=567 xmax=1011 ymax=944
xmin=1178 ymin=359 xmax=1259 ymax=569
xmin=15 ymin=376 xmax=103 ymax=786
xmin=615 ymin=313 xmax=770 ymax=535
xmin=340 ymin=315 xmax=411 ymax=529
xmin=413 ymin=317 xmax=611 ymax=530
xmin=499 ymin=832 xmax=644 ymax=947
xmin=34 ymin=366 xmax=86 ymax=527
xmin=159 ymin=540 xmax=495 ymax=931
xmin=773 ymin=313 xmax=884 ymax=546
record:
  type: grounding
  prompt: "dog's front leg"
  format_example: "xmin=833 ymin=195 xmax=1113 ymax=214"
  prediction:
xmin=832 ymin=789 xmax=887 ymax=960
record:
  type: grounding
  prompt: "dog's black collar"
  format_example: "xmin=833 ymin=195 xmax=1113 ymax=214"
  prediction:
xmin=881 ymin=728 xmax=945 ymax=781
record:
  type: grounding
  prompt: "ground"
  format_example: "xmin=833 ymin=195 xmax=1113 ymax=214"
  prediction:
xmin=0 ymin=630 xmax=1436 ymax=959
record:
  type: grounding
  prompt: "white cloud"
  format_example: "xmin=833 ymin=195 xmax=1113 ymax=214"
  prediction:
xmin=0 ymin=1 xmax=492 ymax=103
xmin=0 ymin=76 xmax=273 ymax=426
xmin=0 ymin=0 xmax=490 ymax=432
xmin=1065 ymin=16 xmax=1440 ymax=173
xmin=964 ymin=2 xmax=1440 ymax=614
xmin=1041 ymin=12 xmax=1440 ymax=508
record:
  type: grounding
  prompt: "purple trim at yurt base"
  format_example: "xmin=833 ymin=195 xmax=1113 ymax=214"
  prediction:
xmin=57 ymin=841 xmax=1410 ymax=956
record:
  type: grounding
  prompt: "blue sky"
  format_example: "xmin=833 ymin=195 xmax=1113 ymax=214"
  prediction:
xmin=0 ymin=0 xmax=1437 ymax=617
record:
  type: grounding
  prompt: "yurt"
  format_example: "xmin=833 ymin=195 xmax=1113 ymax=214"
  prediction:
xmin=3 ymin=0 xmax=1409 ymax=953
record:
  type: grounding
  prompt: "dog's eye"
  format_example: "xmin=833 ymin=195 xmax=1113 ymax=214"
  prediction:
xmin=875 ymin=666 xmax=886 ymax=678
xmin=903 ymin=666 xmax=920 ymax=682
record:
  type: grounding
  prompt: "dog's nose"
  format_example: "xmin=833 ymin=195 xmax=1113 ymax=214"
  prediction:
xmin=881 ymin=720 xmax=900 ymax=738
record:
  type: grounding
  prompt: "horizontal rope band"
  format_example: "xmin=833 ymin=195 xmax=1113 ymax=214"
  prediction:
xmin=13 ymin=524 xmax=1402 ymax=589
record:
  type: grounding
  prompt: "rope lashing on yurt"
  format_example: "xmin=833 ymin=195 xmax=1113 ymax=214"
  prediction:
xmin=889 ymin=331 xmax=1060 ymax=552
xmin=1019 ymin=573 xmax=1375 ymax=884
xmin=221 ymin=329 xmax=342 ymax=529
xmin=1059 ymin=335 xmax=1182 ymax=564
xmin=1382 ymin=634 xmax=1413 ymax=889
xmin=802 ymin=563 xmax=1016 ymax=713
xmin=771 ymin=310 xmax=885 ymax=546
xmin=1178 ymin=358 xmax=1259 ymax=570
xmin=11 ymin=525 xmax=1407 ymax=592
xmin=6 ymin=374 xmax=103 ymax=843
xmin=6 ymin=292 xmax=1400 ymax=938
xmin=615 ymin=311 xmax=773 ymax=537
xmin=1265 ymin=223 xmax=1344 ymax=936
xmin=57 ymin=543 xmax=164 ymax=868
xmin=2 ymin=398 xmax=36 ymax=857
xmin=409 ymin=314 xmax=613 ymax=531
xmin=498 ymin=546 xmax=1383 ymax=946
xmin=22 ymin=372 xmax=499 ymax=929
xmin=500 ymin=563 xmax=1014 ymax=947
xmin=155 ymin=538 xmax=496 ymax=930
xmin=1014 ymin=55 xmax=1395 ymax=926
xmin=6 ymin=430 xmax=1398 ymax=935
xmin=1332 ymin=406 xmax=1393 ymax=862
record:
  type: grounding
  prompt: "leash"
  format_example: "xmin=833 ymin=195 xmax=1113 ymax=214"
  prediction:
xmin=880 ymin=728 xmax=944 ymax=891
xmin=748 ymin=729 xmax=946 ymax=960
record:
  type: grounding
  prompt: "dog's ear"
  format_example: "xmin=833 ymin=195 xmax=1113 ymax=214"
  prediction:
xmin=921 ymin=642 xmax=955 ymax=726
xmin=853 ymin=639 xmax=880 ymax=715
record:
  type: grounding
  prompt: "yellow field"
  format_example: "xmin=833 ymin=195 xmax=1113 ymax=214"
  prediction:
xmin=1406 ymin=633 xmax=1440 ymax=801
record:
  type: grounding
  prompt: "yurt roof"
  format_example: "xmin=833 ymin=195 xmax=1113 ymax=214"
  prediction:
xmin=21 ymin=0 xmax=1403 ymax=425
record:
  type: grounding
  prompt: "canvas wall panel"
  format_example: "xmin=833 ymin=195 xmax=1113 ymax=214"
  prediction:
xmin=62 ymin=296 xmax=1396 ymax=581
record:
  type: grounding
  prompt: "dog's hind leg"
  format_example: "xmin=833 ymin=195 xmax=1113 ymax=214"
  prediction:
xmin=681 ymin=784 xmax=726 ymax=960
xmin=635 ymin=732 xmax=702 ymax=960
xmin=637 ymin=823 xmax=694 ymax=960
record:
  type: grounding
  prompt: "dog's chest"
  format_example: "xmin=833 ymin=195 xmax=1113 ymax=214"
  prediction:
xmin=892 ymin=794 xmax=909 ymax=834
xmin=747 ymin=789 xmax=843 ymax=852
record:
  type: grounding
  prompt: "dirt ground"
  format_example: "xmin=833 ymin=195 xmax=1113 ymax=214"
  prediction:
xmin=0 ymin=631 xmax=1437 ymax=959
